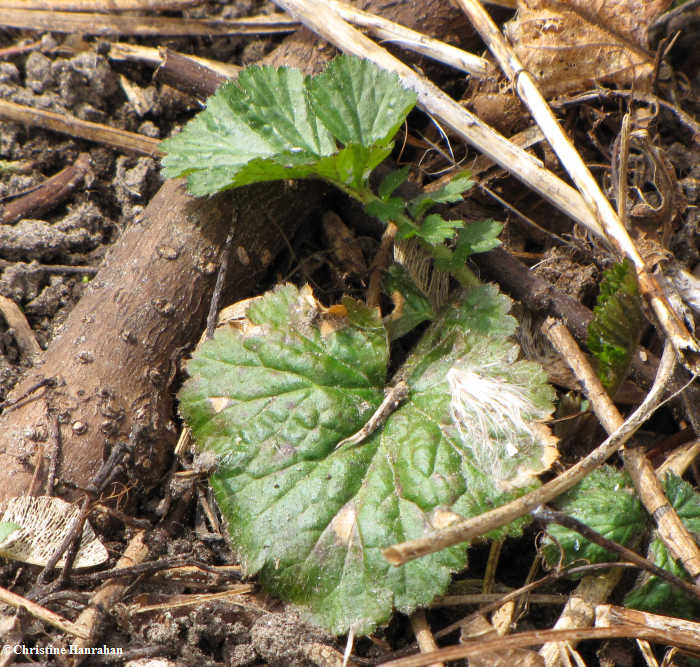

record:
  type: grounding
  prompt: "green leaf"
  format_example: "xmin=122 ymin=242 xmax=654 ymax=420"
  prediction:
xmin=180 ymin=285 xmax=388 ymax=465
xmin=444 ymin=219 xmax=503 ymax=268
xmin=181 ymin=283 xmax=556 ymax=634
xmin=624 ymin=536 xmax=700 ymax=620
xmin=407 ymin=173 xmax=473 ymax=221
xmin=161 ymin=55 xmax=417 ymax=196
xmin=0 ymin=521 xmax=21 ymax=544
xmin=541 ymin=466 xmax=646 ymax=570
xmin=309 ymin=56 xmax=416 ymax=149
xmin=587 ymin=260 xmax=643 ymax=395
xmin=663 ymin=472 xmax=700 ymax=533
xmin=226 ymin=65 xmax=336 ymax=157
xmin=624 ymin=473 xmax=700 ymax=619
xmin=415 ymin=214 xmax=464 ymax=246
xmin=378 ymin=166 xmax=411 ymax=200
xmin=383 ymin=264 xmax=436 ymax=340
xmin=160 ymin=76 xmax=326 ymax=196
xmin=365 ymin=197 xmax=406 ymax=224
xmin=314 ymin=143 xmax=394 ymax=192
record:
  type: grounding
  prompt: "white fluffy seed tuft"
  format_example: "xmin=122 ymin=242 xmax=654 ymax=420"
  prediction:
xmin=447 ymin=366 xmax=539 ymax=480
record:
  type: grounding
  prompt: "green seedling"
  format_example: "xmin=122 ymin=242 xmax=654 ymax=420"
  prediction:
xmin=161 ymin=55 xmax=695 ymax=635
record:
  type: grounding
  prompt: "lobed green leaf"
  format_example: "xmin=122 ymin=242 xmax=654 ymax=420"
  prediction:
xmin=541 ymin=466 xmax=646 ymax=570
xmin=378 ymin=166 xmax=411 ymax=200
xmin=407 ymin=174 xmax=474 ymax=221
xmin=161 ymin=56 xmax=417 ymax=196
xmin=309 ymin=56 xmax=416 ymax=149
xmin=624 ymin=473 xmax=700 ymax=619
xmin=181 ymin=284 xmax=556 ymax=634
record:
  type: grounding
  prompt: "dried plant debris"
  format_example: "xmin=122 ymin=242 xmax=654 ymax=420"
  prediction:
xmin=0 ymin=495 xmax=108 ymax=569
xmin=504 ymin=0 xmax=672 ymax=98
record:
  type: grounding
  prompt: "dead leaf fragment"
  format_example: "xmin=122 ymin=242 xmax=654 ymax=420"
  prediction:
xmin=0 ymin=495 xmax=108 ymax=568
xmin=504 ymin=0 xmax=666 ymax=98
xmin=525 ymin=0 xmax=673 ymax=48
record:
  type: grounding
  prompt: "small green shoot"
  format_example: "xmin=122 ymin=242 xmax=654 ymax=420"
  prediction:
xmin=587 ymin=260 xmax=642 ymax=395
xmin=162 ymin=55 xmax=494 ymax=289
xmin=164 ymin=54 xmax=560 ymax=635
xmin=162 ymin=52 xmax=692 ymax=638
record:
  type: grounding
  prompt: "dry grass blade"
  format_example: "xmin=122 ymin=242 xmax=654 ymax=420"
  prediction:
xmin=410 ymin=610 xmax=444 ymax=667
xmin=596 ymin=604 xmax=700 ymax=640
xmin=539 ymin=571 xmax=624 ymax=666
xmin=0 ymin=585 xmax=90 ymax=639
xmin=130 ymin=584 xmax=256 ymax=614
xmin=109 ymin=42 xmax=240 ymax=79
xmin=0 ymin=99 xmax=161 ymax=157
xmin=325 ymin=0 xmax=489 ymax=76
xmin=383 ymin=626 xmax=700 ymax=667
xmin=0 ymin=0 xmax=202 ymax=9
xmin=0 ymin=9 xmax=297 ymax=36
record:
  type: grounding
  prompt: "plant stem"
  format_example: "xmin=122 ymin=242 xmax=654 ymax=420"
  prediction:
xmin=344 ymin=185 xmax=482 ymax=290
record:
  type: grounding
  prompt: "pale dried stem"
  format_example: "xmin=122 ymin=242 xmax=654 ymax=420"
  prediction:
xmin=595 ymin=605 xmax=700 ymax=647
xmin=0 ymin=0 xmax=201 ymax=9
xmin=131 ymin=584 xmax=256 ymax=614
xmin=0 ymin=99 xmax=161 ymax=157
xmin=657 ymin=438 xmax=700 ymax=478
xmin=540 ymin=571 xmax=624 ymax=666
xmin=367 ymin=222 xmax=398 ymax=310
xmin=455 ymin=0 xmax=700 ymax=372
xmin=383 ymin=625 xmax=699 ymax=667
xmin=616 ymin=112 xmax=631 ymax=224
xmin=0 ymin=585 xmax=89 ymax=640
xmin=432 ymin=593 xmax=566 ymax=606
xmin=0 ymin=9 xmax=296 ymax=36
xmin=109 ymin=42 xmax=240 ymax=78
xmin=68 ymin=531 xmax=150 ymax=660
xmin=410 ymin=610 xmax=444 ymax=667
xmin=0 ymin=295 xmax=42 ymax=362
xmin=325 ymin=0 xmax=489 ymax=76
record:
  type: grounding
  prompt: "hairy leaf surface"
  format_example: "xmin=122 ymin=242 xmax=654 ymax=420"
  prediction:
xmin=181 ymin=284 xmax=556 ymax=634
xmin=541 ymin=466 xmax=646 ymax=570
